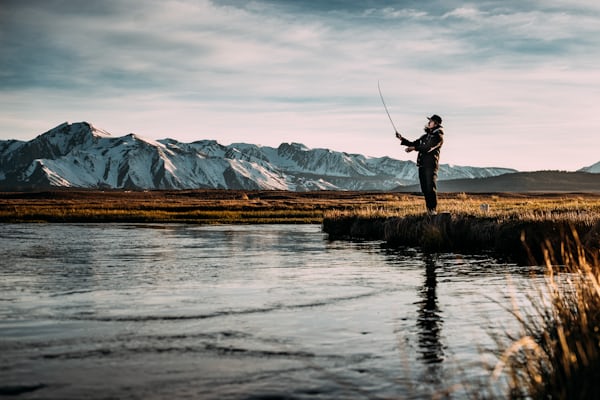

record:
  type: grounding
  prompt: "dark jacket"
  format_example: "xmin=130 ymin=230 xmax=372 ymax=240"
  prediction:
xmin=401 ymin=127 xmax=444 ymax=169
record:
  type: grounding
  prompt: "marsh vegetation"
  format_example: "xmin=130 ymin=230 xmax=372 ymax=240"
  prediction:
xmin=0 ymin=190 xmax=395 ymax=224
xmin=322 ymin=192 xmax=600 ymax=265
xmin=2 ymin=190 xmax=599 ymax=225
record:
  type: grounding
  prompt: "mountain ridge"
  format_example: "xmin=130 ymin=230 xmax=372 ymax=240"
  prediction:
xmin=1 ymin=121 xmax=595 ymax=192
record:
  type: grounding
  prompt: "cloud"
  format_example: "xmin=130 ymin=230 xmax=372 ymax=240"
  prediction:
xmin=1 ymin=0 xmax=600 ymax=170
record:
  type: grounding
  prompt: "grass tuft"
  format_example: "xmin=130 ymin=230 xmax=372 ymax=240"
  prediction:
xmin=492 ymin=230 xmax=600 ymax=399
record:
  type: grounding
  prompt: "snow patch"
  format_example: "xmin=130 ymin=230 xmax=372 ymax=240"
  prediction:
xmin=580 ymin=161 xmax=600 ymax=173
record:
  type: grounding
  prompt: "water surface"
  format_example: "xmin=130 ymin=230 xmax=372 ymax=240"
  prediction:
xmin=0 ymin=224 xmax=541 ymax=399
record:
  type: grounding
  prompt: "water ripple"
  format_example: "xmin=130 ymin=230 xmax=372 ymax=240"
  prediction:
xmin=0 ymin=223 xmax=539 ymax=399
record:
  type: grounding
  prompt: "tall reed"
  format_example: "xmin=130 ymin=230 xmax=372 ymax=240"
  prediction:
xmin=493 ymin=230 xmax=600 ymax=399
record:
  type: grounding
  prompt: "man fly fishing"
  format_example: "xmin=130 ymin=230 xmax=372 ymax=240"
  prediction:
xmin=395 ymin=115 xmax=444 ymax=216
xmin=377 ymin=82 xmax=444 ymax=215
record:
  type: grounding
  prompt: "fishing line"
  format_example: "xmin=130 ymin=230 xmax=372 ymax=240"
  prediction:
xmin=377 ymin=81 xmax=399 ymax=134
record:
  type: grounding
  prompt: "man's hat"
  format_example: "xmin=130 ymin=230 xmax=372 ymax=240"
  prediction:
xmin=427 ymin=114 xmax=442 ymax=125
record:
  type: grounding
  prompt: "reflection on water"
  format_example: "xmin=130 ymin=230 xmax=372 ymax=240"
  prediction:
xmin=0 ymin=224 xmax=543 ymax=399
xmin=417 ymin=256 xmax=444 ymax=386
xmin=417 ymin=256 xmax=444 ymax=364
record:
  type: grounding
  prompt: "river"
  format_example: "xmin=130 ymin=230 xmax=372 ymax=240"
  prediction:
xmin=0 ymin=224 xmax=542 ymax=399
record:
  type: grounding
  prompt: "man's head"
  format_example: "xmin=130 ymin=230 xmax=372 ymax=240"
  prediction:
xmin=427 ymin=114 xmax=442 ymax=126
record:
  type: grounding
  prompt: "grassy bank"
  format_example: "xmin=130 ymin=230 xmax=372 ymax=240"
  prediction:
xmin=3 ymin=190 xmax=600 ymax=262
xmin=323 ymin=193 xmax=600 ymax=264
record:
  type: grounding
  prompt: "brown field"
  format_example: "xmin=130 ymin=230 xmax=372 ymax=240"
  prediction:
xmin=2 ymin=189 xmax=600 ymax=224
xmin=0 ymin=189 xmax=404 ymax=224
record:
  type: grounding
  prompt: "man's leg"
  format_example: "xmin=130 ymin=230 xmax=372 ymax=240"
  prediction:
xmin=419 ymin=167 xmax=438 ymax=213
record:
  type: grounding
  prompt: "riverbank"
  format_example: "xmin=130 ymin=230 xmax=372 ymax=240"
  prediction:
xmin=322 ymin=192 xmax=600 ymax=265
xmin=2 ymin=190 xmax=600 ymax=263
xmin=323 ymin=212 xmax=600 ymax=264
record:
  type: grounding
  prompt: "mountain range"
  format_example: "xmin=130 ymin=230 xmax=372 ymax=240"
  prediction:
xmin=0 ymin=122 xmax=597 ymax=192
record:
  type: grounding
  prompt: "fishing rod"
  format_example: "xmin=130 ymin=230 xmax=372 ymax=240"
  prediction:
xmin=377 ymin=81 xmax=401 ymax=139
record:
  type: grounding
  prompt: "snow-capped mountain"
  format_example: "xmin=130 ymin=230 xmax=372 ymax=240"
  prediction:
xmin=0 ymin=121 xmax=518 ymax=191
xmin=579 ymin=161 xmax=600 ymax=173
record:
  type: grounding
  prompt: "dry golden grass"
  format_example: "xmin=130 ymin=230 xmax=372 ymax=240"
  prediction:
xmin=322 ymin=192 xmax=600 ymax=264
xmin=492 ymin=231 xmax=600 ymax=399
xmin=0 ymin=190 xmax=418 ymax=224
xmin=325 ymin=192 xmax=600 ymax=222
xmin=2 ymin=190 xmax=600 ymax=225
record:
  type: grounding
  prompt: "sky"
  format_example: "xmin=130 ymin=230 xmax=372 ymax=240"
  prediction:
xmin=1 ymin=0 xmax=600 ymax=171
